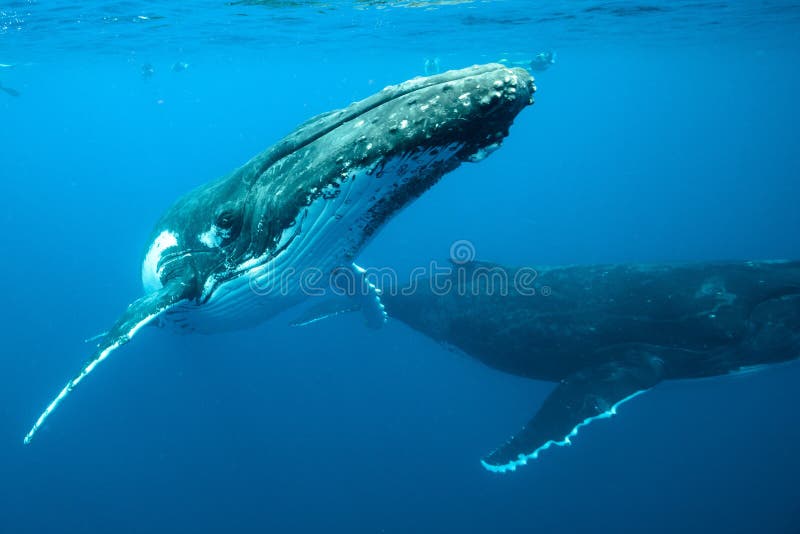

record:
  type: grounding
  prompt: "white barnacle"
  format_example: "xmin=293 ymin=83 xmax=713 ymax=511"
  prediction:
xmin=400 ymin=119 xmax=409 ymax=129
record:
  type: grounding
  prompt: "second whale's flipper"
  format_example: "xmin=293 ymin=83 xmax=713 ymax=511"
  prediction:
xmin=23 ymin=282 xmax=191 ymax=444
xmin=481 ymin=353 xmax=666 ymax=473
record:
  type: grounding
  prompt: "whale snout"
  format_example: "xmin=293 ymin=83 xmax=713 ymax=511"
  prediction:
xmin=379 ymin=64 xmax=535 ymax=164
xmin=449 ymin=64 xmax=536 ymax=109
xmin=448 ymin=65 xmax=535 ymax=161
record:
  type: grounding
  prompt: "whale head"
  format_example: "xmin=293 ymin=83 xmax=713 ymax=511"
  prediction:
xmin=140 ymin=64 xmax=535 ymax=312
xmin=25 ymin=64 xmax=535 ymax=443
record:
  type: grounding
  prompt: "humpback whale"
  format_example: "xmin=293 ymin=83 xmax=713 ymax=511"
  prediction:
xmin=297 ymin=260 xmax=800 ymax=472
xmin=24 ymin=64 xmax=535 ymax=444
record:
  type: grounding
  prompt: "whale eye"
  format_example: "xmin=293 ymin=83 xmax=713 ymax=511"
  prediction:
xmin=216 ymin=211 xmax=235 ymax=230
xmin=212 ymin=207 xmax=243 ymax=245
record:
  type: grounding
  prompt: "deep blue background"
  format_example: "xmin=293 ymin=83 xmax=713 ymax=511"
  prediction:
xmin=1 ymin=3 xmax=799 ymax=532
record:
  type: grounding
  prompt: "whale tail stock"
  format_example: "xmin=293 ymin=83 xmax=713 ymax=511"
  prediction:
xmin=23 ymin=281 xmax=191 ymax=444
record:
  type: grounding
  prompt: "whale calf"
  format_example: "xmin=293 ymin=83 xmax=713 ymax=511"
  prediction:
xmin=297 ymin=260 xmax=800 ymax=472
xmin=24 ymin=64 xmax=535 ymax=444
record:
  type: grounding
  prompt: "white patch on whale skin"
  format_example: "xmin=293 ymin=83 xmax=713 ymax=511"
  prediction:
xmin=142 ymin=230 xmax=178 ymax=293
xmin=199 ymin=226 xmax=228 ymax=249
xmin=467 ymin=142 xmax=501 ymax=163
xmin=199 ymin=229 xmax=220 ymax=248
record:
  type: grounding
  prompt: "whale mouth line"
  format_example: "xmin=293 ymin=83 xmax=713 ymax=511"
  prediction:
xmin=158 ymin=248 xmax=211 ymax=267
xmin=155 ymin=248 xmax=217 ymax=287
xmin=198 ymin=213 xmax=306 ymax=304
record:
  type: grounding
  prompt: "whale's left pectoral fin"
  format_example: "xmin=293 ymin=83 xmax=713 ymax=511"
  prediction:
xmin=348 ymin=263 xmax=387 ymax=329
xmin=290 ymin=298 xmax=361 ymax=327
xmin=482 ymin=354 xmax=666 ymax=473
xmin=295 ymin=264 xmax=386 ymax=329
xmin=23 ymin=282 xmax=190 ymax=445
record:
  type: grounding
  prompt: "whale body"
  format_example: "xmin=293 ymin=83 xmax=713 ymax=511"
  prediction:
xmin=298 ymin=260 xmax=800 ymax=472
xmin=24 ymin=65 xmax=535 ymax=444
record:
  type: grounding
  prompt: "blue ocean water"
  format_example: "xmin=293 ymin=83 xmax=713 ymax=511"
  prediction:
xmin=1 ymin=1 xmax=799 ymax=532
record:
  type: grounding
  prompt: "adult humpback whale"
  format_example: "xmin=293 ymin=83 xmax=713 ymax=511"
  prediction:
xmin=23 ymin=64 xmax=535 ymax=444
xmin=297 ymin=260 xmax=800 ymax=472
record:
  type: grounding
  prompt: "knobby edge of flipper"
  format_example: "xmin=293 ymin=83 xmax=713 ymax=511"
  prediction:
xmin=349 ymin=263 xmax=387 ymax=329
xmin=23 ymin=282 xmax=191 ymax=445
xmin=290 ymin=263 xmax=386 ymax=329
xmin=481 ymin=352 xmax=666 ymax=473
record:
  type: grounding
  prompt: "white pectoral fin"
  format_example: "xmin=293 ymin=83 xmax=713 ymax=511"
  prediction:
xmin=350 ymin=263 xmax=388 ymax=329
xmin=23 ymin=283 xmax=189 ymax=445
xmin=481 ymin=353 xmax=666 ymax=473
xmin=292 ymin=264 xmax=388 ymax=329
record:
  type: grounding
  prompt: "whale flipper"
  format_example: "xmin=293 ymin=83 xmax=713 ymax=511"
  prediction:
xmin=290 ymin=299 xmax=361 ymax=327
xmin=481 ymin=354 xmax=665 ymax=472
xmin=24 ymin=282 xmax=191 ymax=444
xmin=348 ymin=263 xmax=388 ymax=329
xmin=290 ymin=264 xmax=386 ymax=329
